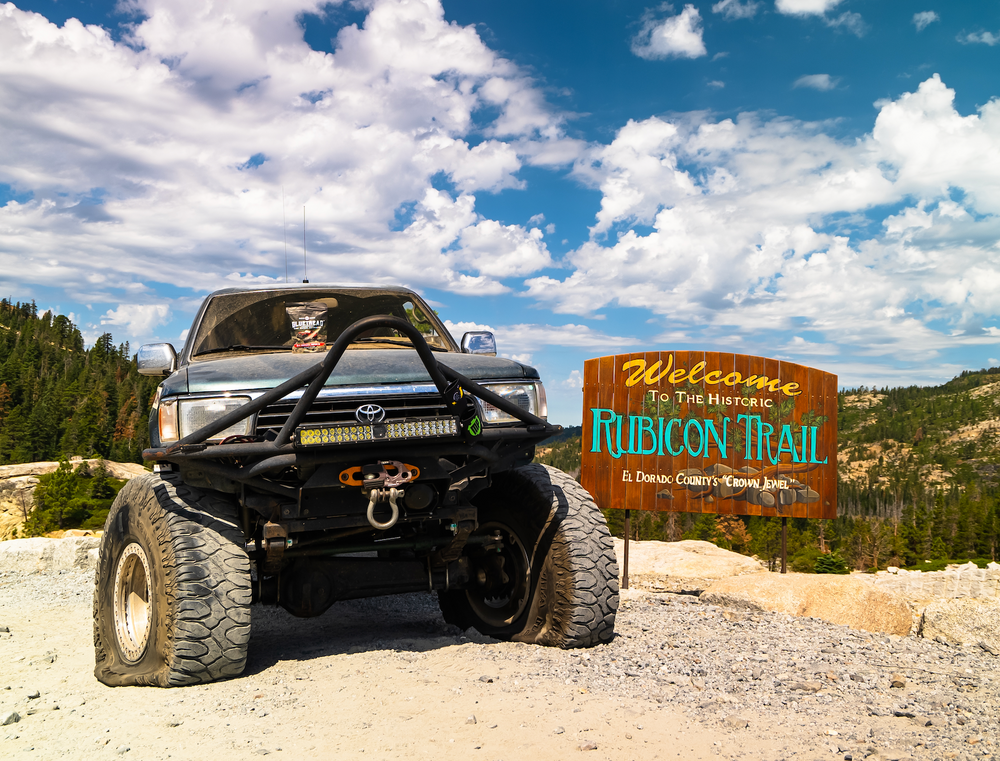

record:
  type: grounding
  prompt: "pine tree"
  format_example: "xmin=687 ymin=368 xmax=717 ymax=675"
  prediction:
xmin=24 ymin=458 xmax=77 ymax=534
xmin=89 ymin=462 xmax=116 ymax=500
xmin=815 ymin=550 xmax=849 ymax=574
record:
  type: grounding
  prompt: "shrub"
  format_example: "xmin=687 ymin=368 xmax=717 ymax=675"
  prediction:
xmin=790 ymin=545 xmax=822 ymax=573
xmin=815 ymin=550 xmax=850 ymax=574
xmin=24 ymin=460 xmax=126 ymax=535
xmin=903 ymin=557 xmax=993 ymax=572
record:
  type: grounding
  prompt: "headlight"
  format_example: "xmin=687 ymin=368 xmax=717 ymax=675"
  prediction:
xmin=478 ymin=383 xmax=547 ymax=424
xmin=157 ymin=396 xmax=252 ymax=444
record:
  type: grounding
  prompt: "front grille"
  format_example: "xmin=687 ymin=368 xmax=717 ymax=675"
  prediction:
xmin=254 ymin=393 xmax=450 ymax=439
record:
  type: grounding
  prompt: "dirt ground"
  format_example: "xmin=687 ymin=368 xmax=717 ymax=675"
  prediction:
xmin=7 ymin=571 xmax=995 ymax=761
xmin=0 ymin=584 xmax=794 ymax=761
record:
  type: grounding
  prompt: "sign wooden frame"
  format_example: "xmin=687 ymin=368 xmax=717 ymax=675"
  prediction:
xmin=581 ymin=351 xmax=838 ymax=521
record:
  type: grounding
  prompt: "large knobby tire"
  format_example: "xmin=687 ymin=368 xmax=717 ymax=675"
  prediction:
xmin=93 ymin=473 xmax=251 ymax=687
xmin=439 ymin=464 xmax=619 ymax=647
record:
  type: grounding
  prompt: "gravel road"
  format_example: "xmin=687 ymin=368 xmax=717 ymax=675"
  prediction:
xmin=1 ymin=569 xmax=997 ymax=760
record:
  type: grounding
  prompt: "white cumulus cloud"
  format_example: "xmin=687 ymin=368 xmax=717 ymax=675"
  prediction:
xmin=913 ymin=11 xmax=940 ymax=32
xmin=101 ymin=303 xmax=171 ymax=336
xmin=826 ymin=11 xmax=866 ymax=37
xmin=527 ymin=75 xmax=1000 ymax=366
xmin=775 ymin=0 xmax=842 ymax=15
xmin=0 ymin=0 xmax=577 ymax=316
xmin=444 ymin=320 xmax=637 ymax=354
xmin=776 ymin=0 xmax=865 ymax=36
xmin=712 ymin=0 xmax=760 ymax=20
xmin=959 ymin=30 xmax=1000 ymax=46
xmin=793 ymin=74 xmax=840 ymax=90
xmin=457 ymin=220 xmax=552 ymax=279
xmin=631 ymin=5 xmax=707 ymax=60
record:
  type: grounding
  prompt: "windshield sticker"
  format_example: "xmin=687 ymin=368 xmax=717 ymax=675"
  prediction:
xmin=286 ymin=302 xmax=328 ymax=353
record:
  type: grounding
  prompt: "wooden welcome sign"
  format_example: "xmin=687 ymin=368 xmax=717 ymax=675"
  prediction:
xmin=581 ymin=352 xmax=838 ymax=520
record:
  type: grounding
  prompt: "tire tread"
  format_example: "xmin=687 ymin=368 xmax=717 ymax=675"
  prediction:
xmin=93 ymin=473 xmax=251 ymax=687
xmin=439 ymin=463 xmax=618 ymax=648
xmin=519 ymin=464 xmax=619 ymax=648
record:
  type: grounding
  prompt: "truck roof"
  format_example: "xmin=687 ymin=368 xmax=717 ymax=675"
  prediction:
xmin=205 ymin=283 xmax=419 ymax=298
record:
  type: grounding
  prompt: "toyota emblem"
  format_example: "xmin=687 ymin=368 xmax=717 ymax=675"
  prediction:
xmin=355 ymin=404 xmax=386 ymax=423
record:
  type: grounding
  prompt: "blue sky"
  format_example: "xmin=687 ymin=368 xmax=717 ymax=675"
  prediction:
xmin=2 ymin=0 xmax=1000 ymax=425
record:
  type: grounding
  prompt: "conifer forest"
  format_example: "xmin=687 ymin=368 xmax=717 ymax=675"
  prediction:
xmin=0 ymin=299 xmax=158 ymax=466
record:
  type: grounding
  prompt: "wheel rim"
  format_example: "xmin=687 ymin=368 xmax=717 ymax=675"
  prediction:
xmin=113 ymin=542 xmax=152 ymax=663
xmin=466 ymin=521 xmax=531 ymax=628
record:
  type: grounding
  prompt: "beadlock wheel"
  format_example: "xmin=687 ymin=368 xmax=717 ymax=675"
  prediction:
xmin=113 ymin=543 xmax=152 ymax=663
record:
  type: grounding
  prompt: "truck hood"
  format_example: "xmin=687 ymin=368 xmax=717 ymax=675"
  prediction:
xmin=163 ymin=349 xmax=540 ymax=395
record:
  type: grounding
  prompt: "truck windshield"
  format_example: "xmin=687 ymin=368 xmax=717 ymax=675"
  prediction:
xmin=189 ymin=289 xmax=454 ymax=358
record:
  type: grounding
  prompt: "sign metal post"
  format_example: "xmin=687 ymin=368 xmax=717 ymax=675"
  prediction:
xmin=623 ymin=509 xmax=631 ymax=589
xmin=781 ymin=517 xmax=788 ymax=574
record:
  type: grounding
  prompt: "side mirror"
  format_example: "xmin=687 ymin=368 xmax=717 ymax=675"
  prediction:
xmin=137 ymin=343 xmax=177 ymax=376
xmin=461 ymin=331 xmax=497 ymax=356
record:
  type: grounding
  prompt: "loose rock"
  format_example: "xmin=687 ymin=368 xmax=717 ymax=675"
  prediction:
xmin=788 ymin=681 xmax=822 ymax=693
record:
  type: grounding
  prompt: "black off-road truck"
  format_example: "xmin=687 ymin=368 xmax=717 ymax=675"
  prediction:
xmin=94 ymin=285 xmax=619 ymax=687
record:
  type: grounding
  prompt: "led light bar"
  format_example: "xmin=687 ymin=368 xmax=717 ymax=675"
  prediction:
xmin=294 ymin=416 xmax=460 ymax=448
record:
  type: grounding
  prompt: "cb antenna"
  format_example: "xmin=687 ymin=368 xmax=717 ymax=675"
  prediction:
xmin=281 ymin=186 xmax=288 ymax=283
xmin=302 ymin=205 xmax=309 ymax=283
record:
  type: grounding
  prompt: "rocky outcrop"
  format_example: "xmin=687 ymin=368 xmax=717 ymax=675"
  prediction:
xmin=855 ymin=561 xmax=1000 ymax=632
xmin=612 ymin=539 xmax=996 ymax=640
xmin=0 ymin=475 xmax=38 ymax=540
xmin=0 ymin=459 xmax=147 ymax=539
xmin=614 ymin=538 xmax=764 ymax=593
xmin=0 ymin=459 xmax=147 ymax=481
xmin=701 ymin=572 xmax=913 ymax=635
xmin=919 ymin=597 xmax=1000 ymax=653
xmin=0 ymin=536 xmax=100 ymax=573
xmin=867 ymin=561 xmax=1000 ymax=601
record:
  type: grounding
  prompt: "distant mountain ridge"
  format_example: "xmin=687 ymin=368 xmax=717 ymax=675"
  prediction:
xmin=838 ymin=369 xmax=1000 ymax=506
